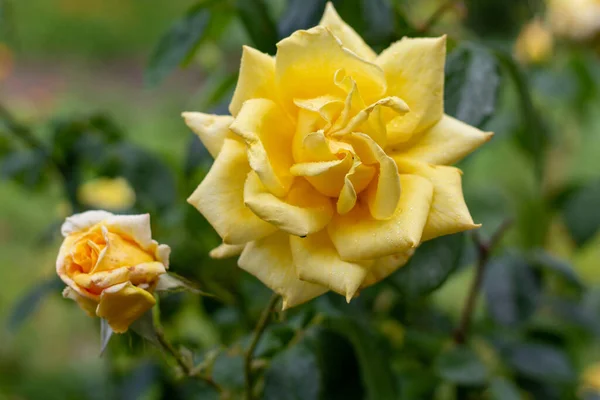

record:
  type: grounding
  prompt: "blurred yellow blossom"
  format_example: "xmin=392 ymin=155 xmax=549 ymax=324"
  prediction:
xmin=78 ymin=177 xmax=136 ymax=211
xmin=515 ymin=18 xmax=554 ymax=64
xmin=185 ymin=2 xmax=491 ymax=309
xmin=582 ymin=363 xmax=600 ymax=393
xmin=56 ymin=211 xmax=170 ymax=332
xmin=548 ymin=0 xmax=600 ymax=40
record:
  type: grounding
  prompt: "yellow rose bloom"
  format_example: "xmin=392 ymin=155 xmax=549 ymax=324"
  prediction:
xmin=185 ymin=3 xmax=491 ymax=309
xmin=56 ymin=210 xmax=170 ymax=332
xmin=514 ymin=18 xmax=554 ymax=64
xmin=78 ymin=177 xmax=136 ymax=211
xmin=548 ymin=0 xmax=600 ymax=40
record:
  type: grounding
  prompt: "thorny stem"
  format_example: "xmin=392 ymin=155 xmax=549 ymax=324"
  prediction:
xmin=418 ymin=0 xmax=462 ymax=33
xmin=245 ymin=294 xmax=280 ymax=400
xmin=155 ymin=327 xmax=222 ymax=392
xmin=454 ymin=219 xmax=513 ymax=344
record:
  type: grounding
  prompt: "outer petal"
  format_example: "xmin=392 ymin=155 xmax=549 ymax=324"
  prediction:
xmin=377 ymin=36 xmax=446 ymax=145
xmin=209 ymin=243 xmax=245 ymax=259
xmin=276 ymin=26 xmax=386 ymax=113
xmin=128 ymin=262 xmax=167 ymax=286
xmin=96 ymin=282 xmax=156 ymax=333
xmin=319 ymin=3 xmax=377 ymax=61
xmin=328 ymin=174 xmax=433 ymax=260
xmin=103 ymin=213 xmax=153 ymax=250
xmin=361 ymin=250 xmax=414 ymax=288
xmin=238 ymin=232 xmax=327 ymax=309
xmin=230 ymin=99 xmax=295 ymax=197
xmin=244 ymin=171 xmax=334 ymax=237
xmin=63 ymin=286 xmax=97 ymax=317
xmin=182 ymin=112 xmax=234 ymax=158
xmin=229 ymin=46 xmax=277 ymax=117
xmin=391 ymin=114 xmax=493 ymax=165
xmin=290 ymin=230 xmax=369 ymax=302
xmin=188 ymin=139 xmax=277 ymax=244
xmin=395 ymin=158 xmax=479 ymax=241
xmin=61 ymin=210 xmax=114 ymax=236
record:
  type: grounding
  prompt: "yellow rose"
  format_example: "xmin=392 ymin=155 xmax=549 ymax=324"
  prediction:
xmin=185 ymin=3 xmax=491 ymax=309
xmin=514 ymin=18 xmax=554 ymax=64
xmin=56 ymin=210 xmax=170 ymax=332
xmin=78 ymin=177 xmax=136 ymax=211
xmin=548 ymin=0 xmax=600 ymax=40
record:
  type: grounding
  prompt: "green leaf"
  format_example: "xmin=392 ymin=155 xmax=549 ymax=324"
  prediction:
xmin=507 ymin=343 xmax=575 ymax=383
xmin=278 ymin=0 xmax=326 ymax=38
xmin=436 ymin=346 xmax=488 ymax=386
xmin=488 ymin=377 xmax=521 ymax=400
xmin=323 ymin=317 xmax=397 ymax=399
xmin=263 ymin=338 xmax=321 ymax=400
xmin=155 ymin=272 xmax=214 ymax=297
xmin=445 ymin=44 xmax=500 ymax=128
xmin=145 ymin=4 xmax=211 ymax=86
xmin=389 ymin=233 xmax=465 ymax=299
xmin=495 ymin=51 xmax=548 ymax=178
xmin=236 ymin=0 xmax=278 ymax=54
xmin=100 ymin=319 xmax=114 ymax=356
xmin=360 ymin=0 xmax=395 ymax=46
xmin=560 ymin=180 xmax=600 ymax=247
xmin=530 ymin=250 xmax=584 ymax=289
xmin=1 ymin=148 xmax=48 ymax=188
xmin=483 ymin=253 xmax=541 ymax=327
xmin=8 ymin=277 xmax=63 ymax=331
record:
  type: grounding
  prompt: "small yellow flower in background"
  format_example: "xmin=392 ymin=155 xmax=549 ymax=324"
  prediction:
xmin=515 ymin=18 xmax=554 ymax=64
xmin=548 ymin=0 xmax=600 ymax=41
xmin=56 ymin=211 xmax=170 ymax=332
xmin=78 ymin=177 xmax=136 ymax=211
xmin=184 ymin=3 xmax=492 ymax=309
xmin=582 ymin=363 xmax=600 ymax=393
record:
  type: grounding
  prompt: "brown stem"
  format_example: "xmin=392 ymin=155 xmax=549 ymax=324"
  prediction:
xmin=244 ymin=294 xmax=279 ymax=400
xmin=454 ymin=220 xmax=512 ymax=344
xmin=155 ymin=328 xmax=221 ymax=392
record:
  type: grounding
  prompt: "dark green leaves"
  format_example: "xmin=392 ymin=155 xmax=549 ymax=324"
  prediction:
xmin=483 ymin=253 xmax=541 ymax=327
xmin=278 ymin=0 xmax=327 ymax=38
xmin=146 ymin=4 xmax=211 ymax=86
xmin=507 ymin=343 xmax=575 ymax=383
xmin=212 ymin=352 xmax=245 ymax=391
xmin=263 ymin=339 xmax=321 ymax=400
xmin=560 ymin=180 xmax=600 ymax=247
xmin=236 ymin=0 xmax=278 ymax=54
xmin=436 ymin=346 xmax=488 ymax=386
xmin=530 ymin=250 xmax=584 ymax=289
xmin=489 ymin=377 xmax=521 ymax=400
xmin=8 ymin=277 xmax=63 ymax=331
xmin=445 ymin=44 xmax=500 ymax=128
xmin=389 ymin=233 xmax=465 ymax=299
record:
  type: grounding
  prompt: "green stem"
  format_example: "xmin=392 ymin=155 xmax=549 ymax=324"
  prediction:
xmin=244 ymin=294 xmax=279 ymax=400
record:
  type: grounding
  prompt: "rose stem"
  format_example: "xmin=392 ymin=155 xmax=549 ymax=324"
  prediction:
xmin=244 ymin=293 xmax=280 ymax=400
xmin=453 ymin=219 xmax=513 ymax=344
xmin=155 ymin=327 xmax=221 ymax=392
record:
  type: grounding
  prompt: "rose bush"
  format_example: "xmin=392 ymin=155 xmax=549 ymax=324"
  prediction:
xmin=56 ymin=210 xmax=170 ymax=332
xmin=184 ymin=3 xmax=492 ymax=309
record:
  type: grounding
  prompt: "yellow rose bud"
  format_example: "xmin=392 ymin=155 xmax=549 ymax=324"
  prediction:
xmin=185 ymin=3 xmax=492 ymax=309
xmin=78 ymin=177 xmax=136 ymax=211
xmin=56 ymin=210 xmax=170 ymax=333
xmin=514 ymin=18 xmax=554 ymax=64
xmin=548 ymin=0 xmax=600 ymax=41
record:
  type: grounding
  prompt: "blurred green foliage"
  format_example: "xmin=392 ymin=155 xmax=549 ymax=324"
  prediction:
xmin=2 ymin=0 xmax=600 ymax=399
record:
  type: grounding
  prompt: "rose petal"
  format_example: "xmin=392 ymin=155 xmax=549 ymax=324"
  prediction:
xmin=62 ymin=286 xmax=97 ymax=317
xmin=61 ymin=210 xmax=114 ymax=237
xmin=182 ymin=112 xmax=235 ymax=158
xmin=391 ymin=114 xmax=493 ymax=166
xmin=395 ymin=158 xmax=479 ymax=241
xmin=209 ymin=243 xmax=245 ymax=259
xmin=229 ymin=46 xmax=278 ymax=117
xmin=244 ymin=171 xmax=334 ymax=237
xmin=328 ymin=174 xmax=433 ymax=260
xmin=188 ymin=138 xmax=277 ymax=244
xmin=361 ymin=250 xmax=414 ymax=288
xmin=96 ymin=282 xmax=156 ymax=333
xmin=230 ymin=99 xmax=295 ymax=197
xmin=290 ymin=230 xmax=370 ymax=302
xmin=319 ymin=2 xmax=377 ymax=61
xmin=377 ymin=36 xmax=446 ymax=145
xmin=238 ymin=232 xmax=327 ymax=310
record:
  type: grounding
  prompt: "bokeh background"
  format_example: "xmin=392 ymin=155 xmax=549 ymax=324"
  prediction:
xmin=2 ymin=0 xmax=600 ymax=399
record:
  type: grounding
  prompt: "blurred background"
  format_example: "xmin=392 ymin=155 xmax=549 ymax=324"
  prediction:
xmin=2 ymin=0 xmax=600 ymax=399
